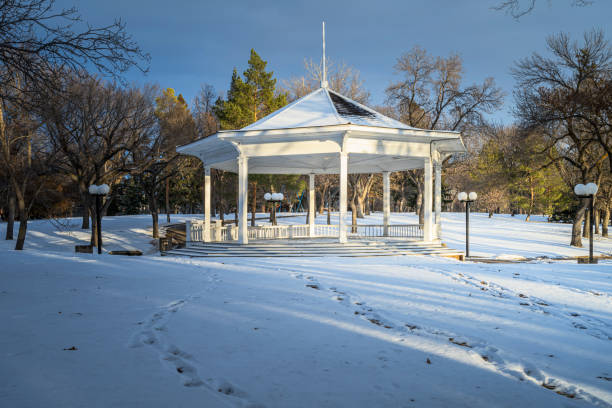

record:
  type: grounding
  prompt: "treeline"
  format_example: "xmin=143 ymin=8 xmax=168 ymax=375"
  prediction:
xmin=1 ymin=1 xmax=611 ymax=250
xmin=462 ymin=30 xmax=612 ymax=246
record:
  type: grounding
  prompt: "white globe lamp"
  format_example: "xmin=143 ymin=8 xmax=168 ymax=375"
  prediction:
xmin=585 ymin=183 xmax=598 ymax=196
xmin=574 ymin=184 xmax=586 ymax=196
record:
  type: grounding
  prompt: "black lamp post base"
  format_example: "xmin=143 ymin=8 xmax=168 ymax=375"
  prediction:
xmin=577 ymin=257 xmax=598 ymax=264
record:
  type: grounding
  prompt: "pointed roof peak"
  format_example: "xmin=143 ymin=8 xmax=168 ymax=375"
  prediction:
xmin=241 ymin=87 xmax=415 ymax=132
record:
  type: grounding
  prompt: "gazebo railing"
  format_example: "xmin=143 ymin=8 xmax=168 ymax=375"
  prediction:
xmin=314 ymin=224 xmax=339 ymax=237
xmin=347 ymin=224 xmax=423 ymax=239
xmin=185 ymin=220 xmax=423 ymax=244
xmin=186 ymin=220 xmax=238 ymax=244
xmin=248 ymin=224 xmax=310 ymax=240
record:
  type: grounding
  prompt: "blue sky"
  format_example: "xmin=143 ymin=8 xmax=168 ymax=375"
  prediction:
xmin=61 ymin=0 xmax=610 ymax=123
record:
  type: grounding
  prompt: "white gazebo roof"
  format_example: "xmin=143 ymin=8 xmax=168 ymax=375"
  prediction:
xmin=243 ymin=87 xmax=413 ymax=130
xmin=177 ymin=86 xmax=466 ymax=174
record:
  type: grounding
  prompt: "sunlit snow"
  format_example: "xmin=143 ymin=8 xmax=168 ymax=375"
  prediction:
xmin=1 ymin=213 xmax=611 ymax=407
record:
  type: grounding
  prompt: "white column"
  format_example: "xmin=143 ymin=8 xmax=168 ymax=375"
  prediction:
xmin=237 ymin=155 xmax=248 ymax=244
xmin=434 ymin=161 xmax=442 ymax=239
xmin=309 ymin=174 xmax=315 ymax=237
xmin=204 ymin=166 xmax=211 ymax=242
xmin=383 ymin=171 xmax=390 ymax=237
xmin=339 ymin=152 xmax=348 ymax=243
xmin=423 ymin=158 xmax=433 ymax=242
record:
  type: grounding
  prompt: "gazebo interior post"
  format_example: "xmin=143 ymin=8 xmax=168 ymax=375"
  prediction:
xmin=204 ymin=165 xmax=211 ymax=242
xmin=237 ymin=155 xmax=249 ymax=244
xmin=339 ymin=152 xmax=348 ymax=243
xmin=383 ymin=171 xmax=390 ymax=236
xmin=434 ymin=160 xmax=442 ymax=239
xmin=309 ymin=174 xmax=315 ymax=237
xmin=423 ymin=158 xmax=433 ymax=242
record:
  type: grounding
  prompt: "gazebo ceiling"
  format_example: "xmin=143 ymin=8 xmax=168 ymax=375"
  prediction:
xmin=177 ymin=87 xmax=466 ymax=174
xmin=207 ymin=153 xmax=428 ymax=175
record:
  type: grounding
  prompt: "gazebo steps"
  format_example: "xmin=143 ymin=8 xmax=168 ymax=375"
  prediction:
xmin=162 ymin=241 xmax=464 ymax=259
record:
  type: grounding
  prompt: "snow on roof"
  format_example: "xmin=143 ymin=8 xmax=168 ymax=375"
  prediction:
xmin=241 ymin=87 xmax=415 ymax=131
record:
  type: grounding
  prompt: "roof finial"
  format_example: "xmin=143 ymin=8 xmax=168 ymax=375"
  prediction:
xmin=321 ymin=21 xmax=328 ymax=88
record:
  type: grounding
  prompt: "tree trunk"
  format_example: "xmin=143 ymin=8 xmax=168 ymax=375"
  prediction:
xmin=594 ymin=207 xmax=600 ymax=235
xmin=350 ymin=197 xmax=357 ymax=233
xmin=602 ymin=206 xmax=610 ymax=237
xmin=80 ymin=186 xmax=90 ymax=229
xmin=165 ymin=178 xmax=171 ymax=222
xmin=151 ymin=212 xmax=159 ymax=239
xmin=318 ymin=190 xmax=325 ymax=214
xmin=571 ymin=201 xmax=587 ymax=247
xmin=416 ymin=189 xmax=424 ymax=225
xmin=488 ymin=210 xmax=493 ymax=218
xmin=81 ymin=207 xmax=89 ymax=229
xmin=326 ymin=191 xmax=331 ymax=225
xmin=356 ymin=195 xmax=366 ymax=218
xmin=14 ymin=194 xmax=27 ymax=250
xmin=90 ymin=208 xmax=98 ymax=247
xmin=5 ymin=189 xmax=14 ymax=240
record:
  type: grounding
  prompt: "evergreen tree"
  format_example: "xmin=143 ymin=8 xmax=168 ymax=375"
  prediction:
xmin=214 ymin=49 xmax=287 ymax=130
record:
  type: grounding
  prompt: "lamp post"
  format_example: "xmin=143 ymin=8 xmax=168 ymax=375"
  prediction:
xmin=88 ymin=184 xmax=110 ymax=254
xmin=458 ymin=191 xmax=477 ymax=258
xmin=264 ymin=192 xmax=284 ymax=226
xmin=574 ymin=183 xmax=599 ymax=264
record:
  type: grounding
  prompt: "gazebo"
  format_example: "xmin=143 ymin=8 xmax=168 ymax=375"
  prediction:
xmin=176 ymin=85 xmax=465 ymax=245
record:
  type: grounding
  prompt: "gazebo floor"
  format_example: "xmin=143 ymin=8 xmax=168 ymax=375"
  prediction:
xmin=162 ymin=239 xmax=464 ymax=260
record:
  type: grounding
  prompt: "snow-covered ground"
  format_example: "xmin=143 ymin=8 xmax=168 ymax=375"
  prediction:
xmin=1 ymin=213 xmax=611 ymax=407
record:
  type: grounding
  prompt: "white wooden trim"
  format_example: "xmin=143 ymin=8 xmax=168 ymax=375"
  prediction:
xmin=309 ymin=174 xmax=315 ymax=237
xmin=423 ymin=158 xmax=433 ymax=242
xmin=434 ymin=161 xmax=442 ymax=239
xmin=204 ymin=166 xmax=211 ymax=242
xmin=383 ymin=171 xmax=390 ymax=237
xmin=237 ymin=156 xmax=248 ymax=244
xmin=339 ymin=152 xmax=348 ymax=243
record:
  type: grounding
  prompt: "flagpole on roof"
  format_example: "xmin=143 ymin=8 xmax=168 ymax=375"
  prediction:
xmin=321 ymin=21 xmax=328 ymax=88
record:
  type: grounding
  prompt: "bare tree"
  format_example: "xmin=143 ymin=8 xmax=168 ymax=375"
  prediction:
xmin=0 ymin=0 xmax=148 ymax=95
xmin=42 ymin=75 xmax=155 ymax=246
xmin=493 ymin=0 xmax=593 ymax=19
xmin=282 ymin=58 xmax=371 ymax=104
xmin=386 ymin=46 xmax=504 ymax=223
xmin=512 ymin=30 xmax=611 ymax=246
xmin=193 ymin=83 xmax=219 ymax=139
xmin=0 ymin=0 xmax=148 ymax=250
xmin=0 ymin=81 xmax=57 ymax=249
xmin=132 ymin=87 xmax=196 ymax=237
